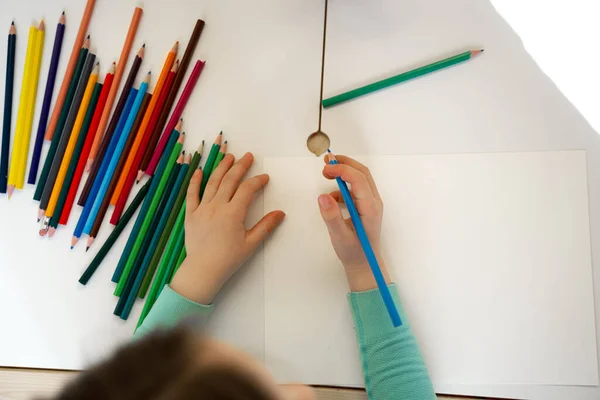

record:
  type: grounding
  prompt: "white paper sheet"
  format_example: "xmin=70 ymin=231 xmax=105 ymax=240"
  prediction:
xmin=263 ymin=151 xmax=598 ymax=387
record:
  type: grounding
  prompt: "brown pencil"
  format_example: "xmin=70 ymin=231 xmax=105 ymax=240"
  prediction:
xmin=137 ymin=19 xmax=204 ymax=179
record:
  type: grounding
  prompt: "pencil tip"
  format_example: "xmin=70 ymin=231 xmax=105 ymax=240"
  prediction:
xmin=70 ymin=246 xmax=73 ymax=250
xmin=86 ymin=34 xmax=90 ymax=39
xmin=142 ymin=43 xmax=146 ymax=48
xmin=224 ymin=140 xmax=228 ymax=144
xmin=327 ymin=149 xmax=331 ymax=153
xmin=62 ymin=11 xmax=65 ymax=15
xmin=37 ymin=218 xmax=40 ymax=223
xmin=85 ymin=247 xmax=89 ymax=252
xmin=11 ymin=21 xmax=14 ymax=25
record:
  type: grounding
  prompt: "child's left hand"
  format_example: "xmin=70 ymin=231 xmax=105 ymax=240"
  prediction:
xmin=171 ymin=152 xmax=286 ymax=305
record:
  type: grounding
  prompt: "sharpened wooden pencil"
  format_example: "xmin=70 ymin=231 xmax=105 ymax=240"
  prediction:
xmin=0 ymin=22 xmax=16 ymax=194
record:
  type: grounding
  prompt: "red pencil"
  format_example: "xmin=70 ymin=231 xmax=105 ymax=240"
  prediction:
xmin=110 ymin=61 xmax=179 ymax=225
xmin=145 ymin=60 xmax=205 ymax=176
xmin=59 ymin=63 xmax=115 ymax=225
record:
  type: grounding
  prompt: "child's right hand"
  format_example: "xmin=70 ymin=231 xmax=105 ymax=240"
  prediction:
xmin=318 ymin=155 xmax=392 ymax=292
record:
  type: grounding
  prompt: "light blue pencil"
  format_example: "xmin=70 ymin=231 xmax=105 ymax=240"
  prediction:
xmin=84 ymin=73 xmax=151 ymax=235
xmin=327 ymin=149 xmax=402 ymax=327
xmin=71 ymin=87 xmax=138 ymax=248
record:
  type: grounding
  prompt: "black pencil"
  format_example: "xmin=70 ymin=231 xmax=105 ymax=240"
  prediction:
xmin=0 ymin=22 xmax=16 ymax=193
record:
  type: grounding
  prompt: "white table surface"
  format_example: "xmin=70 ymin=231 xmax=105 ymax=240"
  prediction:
xmin=0 ymin=0 xmax=599 ymax=399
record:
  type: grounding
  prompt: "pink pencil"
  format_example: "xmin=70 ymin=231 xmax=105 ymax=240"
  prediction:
xmin=145 ymin=59 xmax=205 ymax=176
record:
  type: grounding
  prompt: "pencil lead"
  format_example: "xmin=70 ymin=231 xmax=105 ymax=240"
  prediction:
xmin=62 ymin=11 xmax=65 ymax=15
xmin=11 ymin=21 xmax=14 ymax=25
xmin=85 ymin=247 xmax=89 ymax=252
xmin=142 ymin=43 xmax=146 ymax=48
xmin=70 ymin=246 xmax=74 ymax=250
xmin=86 ymin=34 xmax=90 ymax=39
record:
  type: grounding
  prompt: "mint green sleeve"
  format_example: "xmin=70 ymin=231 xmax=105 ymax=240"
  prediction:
xmin=348 ymin=284 xmax=436 ymax=400
xmin=134 ymin=285 xmax=214 ymax=338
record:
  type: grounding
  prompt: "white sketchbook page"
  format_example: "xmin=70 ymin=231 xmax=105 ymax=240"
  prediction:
xmin=263 ymin=151 xmax=597 ymax=387
xmin=0 ymin=0 xmax=323 ymax=369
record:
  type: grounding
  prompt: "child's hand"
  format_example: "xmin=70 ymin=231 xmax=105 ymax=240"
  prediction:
xmin=171 ymin=152 xmax=285 ymax=304
xmin=318 ymin=155 xmax=391 ymax=292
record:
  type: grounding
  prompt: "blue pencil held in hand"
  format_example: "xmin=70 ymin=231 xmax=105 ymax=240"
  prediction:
xmin=327 ymin=149 xmax=402 ymax=327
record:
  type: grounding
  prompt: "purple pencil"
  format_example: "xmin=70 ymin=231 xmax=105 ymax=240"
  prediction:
xmin=27 ymin=12 xmax=66 ymax=185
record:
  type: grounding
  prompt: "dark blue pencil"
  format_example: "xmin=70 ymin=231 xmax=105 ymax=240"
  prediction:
xmin=28 ymin=13 xmax=66 ymax=185
xmin=71 ymin=87 xmax=138 ymax=246
xmin=0 ymin=22 xmax=16 ymax=193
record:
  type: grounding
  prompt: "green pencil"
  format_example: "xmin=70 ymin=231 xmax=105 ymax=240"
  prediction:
xmin=322 ymin=49 xmax=484 ymax=108
xmin=138 ymin=141 xmax=205 ymax=298
xmin=79 ymin=179 xmax=151 ymax=285
xmin=210 ymin=140 xmax=226 ymax=174
xmin=111 ymin=126 xmax=182 ymax=284
xmin=114 ymin=134 xmax=184 ymax=297
xmin=199 ymin=131 xmax=222 ymax=197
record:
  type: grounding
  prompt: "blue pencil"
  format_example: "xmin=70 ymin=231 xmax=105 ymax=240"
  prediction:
xmin=28 ymin=13 xmax=65 ymax=185
xmin=84 ymin=73 xmax=150 ymax=235
xmin=71 ymin=87 xmax=138 ymax=247
xmin=327 ymin=149 xmax=402 ymax=327
xmin=0 ymin=22 xmax=16 ymax=193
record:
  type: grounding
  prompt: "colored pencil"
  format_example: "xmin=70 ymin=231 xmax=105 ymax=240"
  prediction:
xmin=45 ymin=0 xmax=96 ymax=141
xmin=112 ymin=61 xmax=178 ymax=222
xmin=211 ymin=141 xmax=226 ymax=174
xmin=145 ymin=60 xmax=205 ymax=176
xmin=112 ymin=128 xmax=183 ymax=288
xmin=86 ymin=92 xmax=151 ymax=248
xmin=327 ymin=150 xmax=402 ymax=327
xmin=111 ymin=42 xmax=178 ymax=204
xmin=87 ymin=7 xmax=143 ymax=168
xmin=138 ymin=19 xmax=204 ymax=179
xmin=114 ymin=145 xmax=184 ymax=302
xmin=80 ymin=45 xmax=144 ymax=205
xmin=34 ymin=37 xmax=89 ymax=201
xmin=48 ymin=81 xmax=103 ymax=236
xmin=15 ymin=21 xmax=45 ymax=190
xmin=119 ymin=154 xmax=189 ymax=319
xmin=42 ymin=62 xmax=99 ymax=225
xmin=200 ymin=132 xmax=222 ymax=198
xmin=136 ymin=205 xmax=185 ymax=328
xmin=110 ymin=127 xmax=181 ymax=282
xmin=7 ymin=24 xmax=37 ymax=197
xmin=322 ymin=49 xmax=485 ymax=108
xmin=79 ymin=178 xmax=151 ymax=285
xmin=116 ymin=153 xmax=183 ymax=315
xmin=38 ymin=52 xmax=96 ymax=214
xmin=71 ymin=87 xmax=138 ymax=248
xmin=28 ymin=13 xmax=66 ymax=185
xmin=138 ymin=142 xmax=203 ymax=297
xmin=84 ymin=73 xmax=151 ymax=240
xmin=59 ymin=64 xmax=114 ymax=225
xmin=0 ymin=22 xmax=16 ymax=194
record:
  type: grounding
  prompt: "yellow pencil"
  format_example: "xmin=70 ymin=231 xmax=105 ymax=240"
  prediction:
xmin=45 ymin=62 xmax=99 ymax=218
xmin=7 ymin=24 xmax=37 ymax=198
xmin=17 ymin=20 xmax=45 ymax=189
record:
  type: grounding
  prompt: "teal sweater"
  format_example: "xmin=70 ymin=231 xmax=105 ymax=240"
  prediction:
xmin=136 ymin=284 xmax=436 ymax=400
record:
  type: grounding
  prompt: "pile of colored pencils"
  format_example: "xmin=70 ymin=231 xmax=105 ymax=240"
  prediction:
xmin=0 ymin=2 xmax=213 ymax=323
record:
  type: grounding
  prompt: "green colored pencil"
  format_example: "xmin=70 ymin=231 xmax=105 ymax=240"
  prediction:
xmin=138 ymin=141 xmax=205 ymax=298
xmin=48 ymin=82 xmax=103 ymax=232
xmin=114 ymin=136 xmax=184 ymax=297
xmin=136 ymin=205 xmax=186 ymax=328
xmin=210 ymin=140 xmax=226 ymax=174
xmin=34 ymin=43 xmax=89 ymax=200
xmin=199 ymin=131 xmax=222 ymax=197
xmin=111 ymin=126 xmax=182 ymax=284
xmin=322 ymin=49 xmax=484 ymax=108
xmin=79 ymin=178 xmax=151 ymax=285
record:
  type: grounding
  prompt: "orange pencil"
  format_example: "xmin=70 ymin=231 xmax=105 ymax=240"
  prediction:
xmin=110 ymin=41 xmax=178 ymax=204
xmin=45 ymin=0 xmax=96 ymax=140
xmin=87 ymin=6 xmax=142 ymax=169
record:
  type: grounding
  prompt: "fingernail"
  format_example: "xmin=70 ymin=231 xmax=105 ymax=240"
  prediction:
xmin=318 ymin=194 xmax=332 ymax=210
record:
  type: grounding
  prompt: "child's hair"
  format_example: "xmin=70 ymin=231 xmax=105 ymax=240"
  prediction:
xmin=46 ymin=327 xmax=273 ymax=400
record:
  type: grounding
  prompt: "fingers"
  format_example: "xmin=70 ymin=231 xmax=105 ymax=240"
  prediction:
xmin=329 ymin=190 xmax=344 ymax=203
xmin=323 ymin=155 xmax=381 ymax=201
xmin=246 ymin=210 xmax=286 ymax=248
xmin=322 ymin=163 xmax=374 ymax=201
xmin=202 ymin=153 xmax=235 ymax=203
xmin=232 ymin=174 xmax=270 ymax=210
xmin=318 ymin=194 xmax=352 ymax=241
xmin=186 ymin=168 xmax=203 ymax=215
xmin=214 ymin=152 xmax=255 ymax=202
